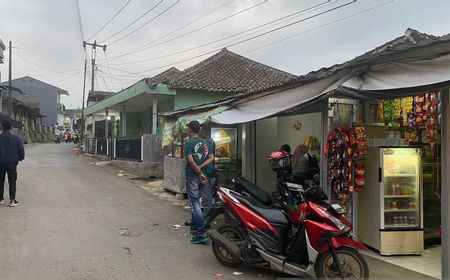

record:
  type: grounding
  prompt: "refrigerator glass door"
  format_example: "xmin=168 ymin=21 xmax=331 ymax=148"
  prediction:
xmin=382 ymin=148 xmax=421 ymax=229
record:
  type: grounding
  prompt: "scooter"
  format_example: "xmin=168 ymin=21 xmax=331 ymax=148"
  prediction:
xmin=208 ymin=150 xmax=369 ymax=279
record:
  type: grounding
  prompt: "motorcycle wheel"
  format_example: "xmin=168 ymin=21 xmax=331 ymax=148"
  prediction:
xmin=315 ymin=247 xmax=369 ymax=279
xmin=212 ymin=225 xmax=245 ymax=268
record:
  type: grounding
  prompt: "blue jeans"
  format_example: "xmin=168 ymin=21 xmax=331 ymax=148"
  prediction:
xmin=202 ymin=176 xmax=216 ymax=219
xmin=186 ymin=177 xmax=206 ymax=234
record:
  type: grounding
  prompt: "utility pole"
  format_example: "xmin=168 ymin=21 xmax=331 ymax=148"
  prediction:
xmin=81 ymin=58 xmax=87 ymax=141
xmin=83 ymin=41 xmax=106 ymax=94
xmin=8 ymin=41 xmax=12 ymax=117
xmin=82 ymin=41 xmax=106 ymax=142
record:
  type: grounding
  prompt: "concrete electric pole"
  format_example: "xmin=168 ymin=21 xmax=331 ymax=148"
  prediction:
xmin=8 ymin=40 xmax=12 ymax=117
xmin=83 ymin=41 xmax=106 ymax=94
xmin=82 ymin=41 xmax=107 ymax=142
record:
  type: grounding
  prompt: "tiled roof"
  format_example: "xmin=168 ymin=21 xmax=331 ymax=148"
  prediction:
xmin=168 ymin=48 xmax=297 ymax=93
xmin=363 ymin=28 xmax=438 ymax=56
xmin=146 ymin=67 xmax=180 ymax=84
xmin=87 ymin=90 xmax=114 ymax=102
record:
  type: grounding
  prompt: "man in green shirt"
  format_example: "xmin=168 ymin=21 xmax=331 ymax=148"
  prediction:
xmin=184 ymin=121 xmax=214 ymax=244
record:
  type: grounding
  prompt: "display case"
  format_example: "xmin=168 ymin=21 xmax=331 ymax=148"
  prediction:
xmin=358 ymin=146 xmax=424 ymax=255
xmin=382 ymin=148 xmax=421 ymax=230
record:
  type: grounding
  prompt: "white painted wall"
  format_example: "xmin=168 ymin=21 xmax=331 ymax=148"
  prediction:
xmin=254 ymin=112 xmax=322 ymax=193
xmin=277 ymin=112 xmax=322 ymax=157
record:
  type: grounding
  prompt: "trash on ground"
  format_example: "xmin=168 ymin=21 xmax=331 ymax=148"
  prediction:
xmin=119 ymin=228 xmax=131 ymax=236
xmin=212 ymin=272 xmax=223 ymax=278
xmin=232 ymin=272 xmax=244 ymax=276
xmin=152 ymin=223 xmax=159 ymax=227
xmin=172 ymin=224 xmax=182 ymax=230
xmin=117 ymin=170 xmax=126 ymax=177
xmin=123 ymin=247 xmax=133 ymax=255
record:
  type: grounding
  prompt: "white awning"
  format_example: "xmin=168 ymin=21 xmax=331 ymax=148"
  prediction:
xmin=211 ymin=49 xmax=450 ymax=124
xmin=211 ymin=72 xmax=351 ymax=124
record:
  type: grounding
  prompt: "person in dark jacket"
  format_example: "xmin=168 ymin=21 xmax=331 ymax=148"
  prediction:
xmin=0 ymin=121 xmax=25 ymax=207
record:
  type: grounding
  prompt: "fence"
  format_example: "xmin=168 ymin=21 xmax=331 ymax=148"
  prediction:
xmin=86 ymin=135 xmax=165 ymax=163
xmin=114 ymin=137 xmax=142 ymax=161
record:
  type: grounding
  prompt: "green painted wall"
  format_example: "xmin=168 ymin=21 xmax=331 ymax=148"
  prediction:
xmin=126 ymin=112 xmax=142 ymax=137
xmin=174 ymin=89 xmax=231 ymax=111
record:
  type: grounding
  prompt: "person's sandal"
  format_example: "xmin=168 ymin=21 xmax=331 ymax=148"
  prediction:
xmin=10 ymin=200 xmax=18 ymax=207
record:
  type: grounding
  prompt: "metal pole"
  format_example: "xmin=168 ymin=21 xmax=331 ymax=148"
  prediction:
xmin=8 ymin=41 xmax=12 ymax=117
xmin=441 ymin=90 xmax=450 ymax=279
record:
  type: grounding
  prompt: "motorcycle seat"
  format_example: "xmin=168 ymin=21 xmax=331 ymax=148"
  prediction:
xmin=234 ymin=177 xmax=272 ymax=206
xmin=236 ymin=195 xmax=289 ymax=226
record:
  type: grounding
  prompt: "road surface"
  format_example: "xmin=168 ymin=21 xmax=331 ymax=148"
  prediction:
xmin=0 ymin=144 xmax=434 ymax=279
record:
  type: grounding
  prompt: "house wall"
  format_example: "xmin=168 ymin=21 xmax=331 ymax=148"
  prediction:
xmin=174 ymin=89 xmax=230 ymax=110
xmin=125 ymin=112 xmax=142 ymax=137
xmin=254 ymin=112 xmax=322 ymax=193
xmin=3 ymin=77 xmax=62 ymax=126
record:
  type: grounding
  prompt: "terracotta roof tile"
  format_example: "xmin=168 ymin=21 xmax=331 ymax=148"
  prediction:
xmin=146 ymin=67 xmax=180 ymax=84
xmin=168 ymin=48 xmax=296 ymax=93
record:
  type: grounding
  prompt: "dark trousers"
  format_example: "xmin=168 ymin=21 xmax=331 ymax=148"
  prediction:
xmin=0 ymin=164 xmax=17 ymax=201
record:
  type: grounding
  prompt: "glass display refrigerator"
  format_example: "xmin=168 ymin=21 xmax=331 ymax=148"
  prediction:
xmin=358 ymin=147 xmax=424 ymax=255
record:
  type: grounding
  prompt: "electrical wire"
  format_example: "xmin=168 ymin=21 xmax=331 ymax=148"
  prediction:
xmin=111 ymin=0 xmax=357 ymax=75
xmin=109 ymin=0 xmax=234 ymax=61
xmin=103 ymin=50 xmax=115 ymax=88
xmin=109 ymin=0 xmax=268 ymax=60
xmin=13 ymin=46 xmax=80 ymax=60
xmin=14 ymin=51 xmax=81 ymax=74
xmin=96 ymin=66 xmax=113 ymax=91
xmin=67 ymin=0 xmax=85 ymax=58
xmin=107 ymin=0 xmax=182 ymax=46
xmin=110 ymin=0 xmax=333 ymax=66
xmin=86 ymin=0 xmax=132 ymax=41
xmin=99 ymin=0 xmax=164 ymax=43
xmin=243 ymin=0 xmax=395 ymax=55
xmin=73 ymin=0 xmax=86 ymax=41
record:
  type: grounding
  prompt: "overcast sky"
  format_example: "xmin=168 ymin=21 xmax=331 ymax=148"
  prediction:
xmin=0 ymin=0 xmax=449 ymax=109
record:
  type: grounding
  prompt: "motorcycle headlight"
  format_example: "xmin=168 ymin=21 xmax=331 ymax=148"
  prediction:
xmin=328 ymin=214 xmax=351 ymax=233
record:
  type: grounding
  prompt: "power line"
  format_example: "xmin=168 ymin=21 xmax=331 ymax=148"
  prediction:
xmin=67 ymin=0 xmax=85 ymax=58
xmin=103 ymin=50 xmax=115 ymax=89
xmin=110 ymin=0 xmax=333 ymax=66
xmin=13 ymin=46 xmax=80 ymax=60
xmin=99 ymin=0 xmax=164 ymax=43
xmin=14 ymin=51 xmax=81 ymax=74
xmin=243 ymin=0 xmax=395 ymax=55
xmin=108 ymin=0 xmax=357 ymax=75
xmin=96 ymin=65 xmax=113 ymax=91
xmin=86 ymin=0 xmax=132 ymax=41
xmin=109 ymin=0 xmax=234 ymax=61
xmin=73 ymin=0 xmax=86 ymax=41
xmin=108 ymin=0 xmax=182 ymax=46
xmin=109 ymin=0 xmax=268 ymax=60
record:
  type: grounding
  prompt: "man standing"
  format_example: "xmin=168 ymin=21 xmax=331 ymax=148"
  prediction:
xmin=184 ymin=121 xmax=214 ymax=244
xmin=198 ymin=124 xmax=216 ymax=222
xmin=0 ymin=121 xmax=25 ymax=207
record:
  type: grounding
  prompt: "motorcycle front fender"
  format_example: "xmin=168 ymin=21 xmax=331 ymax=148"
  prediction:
xmin=330 ymin=235 xmax=367 ymax=251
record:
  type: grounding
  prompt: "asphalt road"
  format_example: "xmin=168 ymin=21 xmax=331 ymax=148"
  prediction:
xmin=0 ymin=144 xmax=434 ymax=280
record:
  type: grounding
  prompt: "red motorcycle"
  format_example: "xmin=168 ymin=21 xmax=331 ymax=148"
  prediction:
xmin=208 ymin=151 xmax=369 ymax=279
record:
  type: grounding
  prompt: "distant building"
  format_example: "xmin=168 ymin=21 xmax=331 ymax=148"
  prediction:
xmin=65 ymin=108 xmax=82 ymax=130
xmin=1 ymin=76 xmax=68 ymax=126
